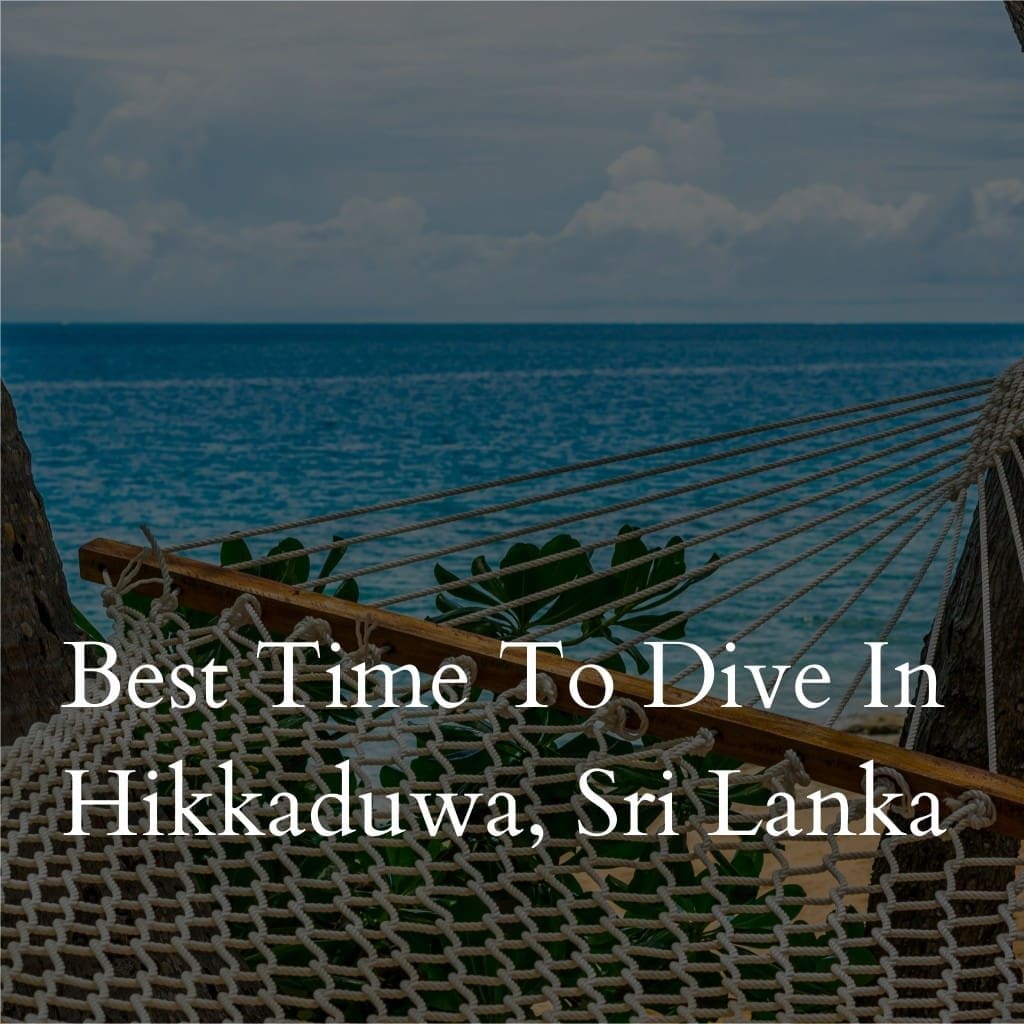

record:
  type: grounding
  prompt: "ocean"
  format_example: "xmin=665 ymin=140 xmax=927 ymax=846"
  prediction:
xmin=4 ymin=323 xmax=1021 ymax=716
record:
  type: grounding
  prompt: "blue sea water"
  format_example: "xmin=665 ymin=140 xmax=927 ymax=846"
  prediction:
xmin=4 ymin=323 xmax=1021 ymax=716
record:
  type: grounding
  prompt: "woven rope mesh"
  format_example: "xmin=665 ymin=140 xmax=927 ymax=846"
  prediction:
xmin=3 ymin=571 xmax=1023 ymax=1023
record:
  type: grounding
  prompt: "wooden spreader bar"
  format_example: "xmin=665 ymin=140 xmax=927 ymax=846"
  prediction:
xmin=80 ymin=537 xmax=1024 ymax=840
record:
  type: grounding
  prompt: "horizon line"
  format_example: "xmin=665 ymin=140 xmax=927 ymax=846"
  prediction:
xmin=5 ymin=320 xmax=1023 ymax=328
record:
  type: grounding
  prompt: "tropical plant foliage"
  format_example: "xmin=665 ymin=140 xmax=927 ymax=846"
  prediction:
xmin=429 ymin=525 xmax=719 ymax=673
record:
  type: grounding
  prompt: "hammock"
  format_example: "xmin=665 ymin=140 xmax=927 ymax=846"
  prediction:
xmin=3 ymin=359 xmax=1023 ymax=1022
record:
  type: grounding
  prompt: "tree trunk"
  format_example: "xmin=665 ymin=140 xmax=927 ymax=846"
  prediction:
xmin=1006 ymin=1 xmax=1024 ymax=51
xmin=870 ymin=443 xmax=1024 ymax=1011
xmin=1 ymin=382 xmax=77 ymax=743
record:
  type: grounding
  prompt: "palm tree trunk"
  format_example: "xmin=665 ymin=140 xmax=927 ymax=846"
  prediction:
xmin=1 ymin=382 xmax=76 ymax=743
xmin=1006 ymin=1 xmax=1024 ymax=51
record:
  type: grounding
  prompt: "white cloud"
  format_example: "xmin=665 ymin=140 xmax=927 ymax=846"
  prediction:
xmin=4 ymin=175 xmax=1020 ymax=321
xmin=332 ymin=197 xmax=428 ymax=241
xmin=651 ymin=110 xmax=723 ymax=180
xmin=604 ymin=109 xmax=723 ymax=189
xmin=969 ymin=179 xmax=1024 ymax=237
xmin=563 ymin=181 xmax=748 ymax=244
xmin=759 ymin=185 xmax=930 ymax=239
xmin=4 ymin=194 xmax=151 ymax=265
xmin=607 ymin=146 xmax=664 ymax=188
xmin=2 ymin=3 xmax=1021 ymax=319
xmin=561 ymin=177 xmax=937 ymax=249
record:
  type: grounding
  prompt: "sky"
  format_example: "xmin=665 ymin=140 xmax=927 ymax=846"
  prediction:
xmin=2 ymin=2 xmax=1022 ymax=322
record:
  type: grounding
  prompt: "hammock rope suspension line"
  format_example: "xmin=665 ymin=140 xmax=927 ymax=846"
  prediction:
xmin=220 ymin=393 xmax=984 ymax=577
xmin=516 ymin=454 xmax=963 ymax=640
xmin=356 ymin=412 xmax=975 ymax=604
xmin=167 ymin=376 xmax=990 ymax=556
xmin=648 ymin=494 xmax=948 ymax=710
xmin=663 ymin=493 xmax=949 ymax=702
xmin=977 ymin=474 xmax=998 ymax=774
xmin=372 ymin=451 xmax=958 ymax=618
xmin=905 ymin=486 xmax=967 ymax=751
xmin=822 ymin=498 xmax=958 ymax=728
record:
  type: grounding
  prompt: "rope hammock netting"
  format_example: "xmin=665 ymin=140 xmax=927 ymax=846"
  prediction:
xmin=2 ymin=359 xmax=1023 ymax=1022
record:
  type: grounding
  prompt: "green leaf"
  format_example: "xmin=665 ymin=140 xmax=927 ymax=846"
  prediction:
xmin=648 ymin=538 xmax=687 ymax=586
xmin=72 ymin=604 xmax=104 ymax=642
xmin=471 ymin=554 xmax=506 ymax=602
xmin=123 ymin=591 xmax=153 ymax=616
xmin=609 ymin=525 xmax=649 ymax=596
xmin=599 ymin=650 xmax=627 ymax=673
xmin=433 ymin=559 xmax=502 ymax=607
xmin=333 ymin=577 xmax=360 ymax=602
xmin=624 ymin=643 xmax=651 ymax=675
xmin=312 ymin=536 xmax=348 ymax=593
xmin=259 ymin=538 xmax=310 ymax=586
xmin=220 ymin=536 xmax=253 ymax=568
